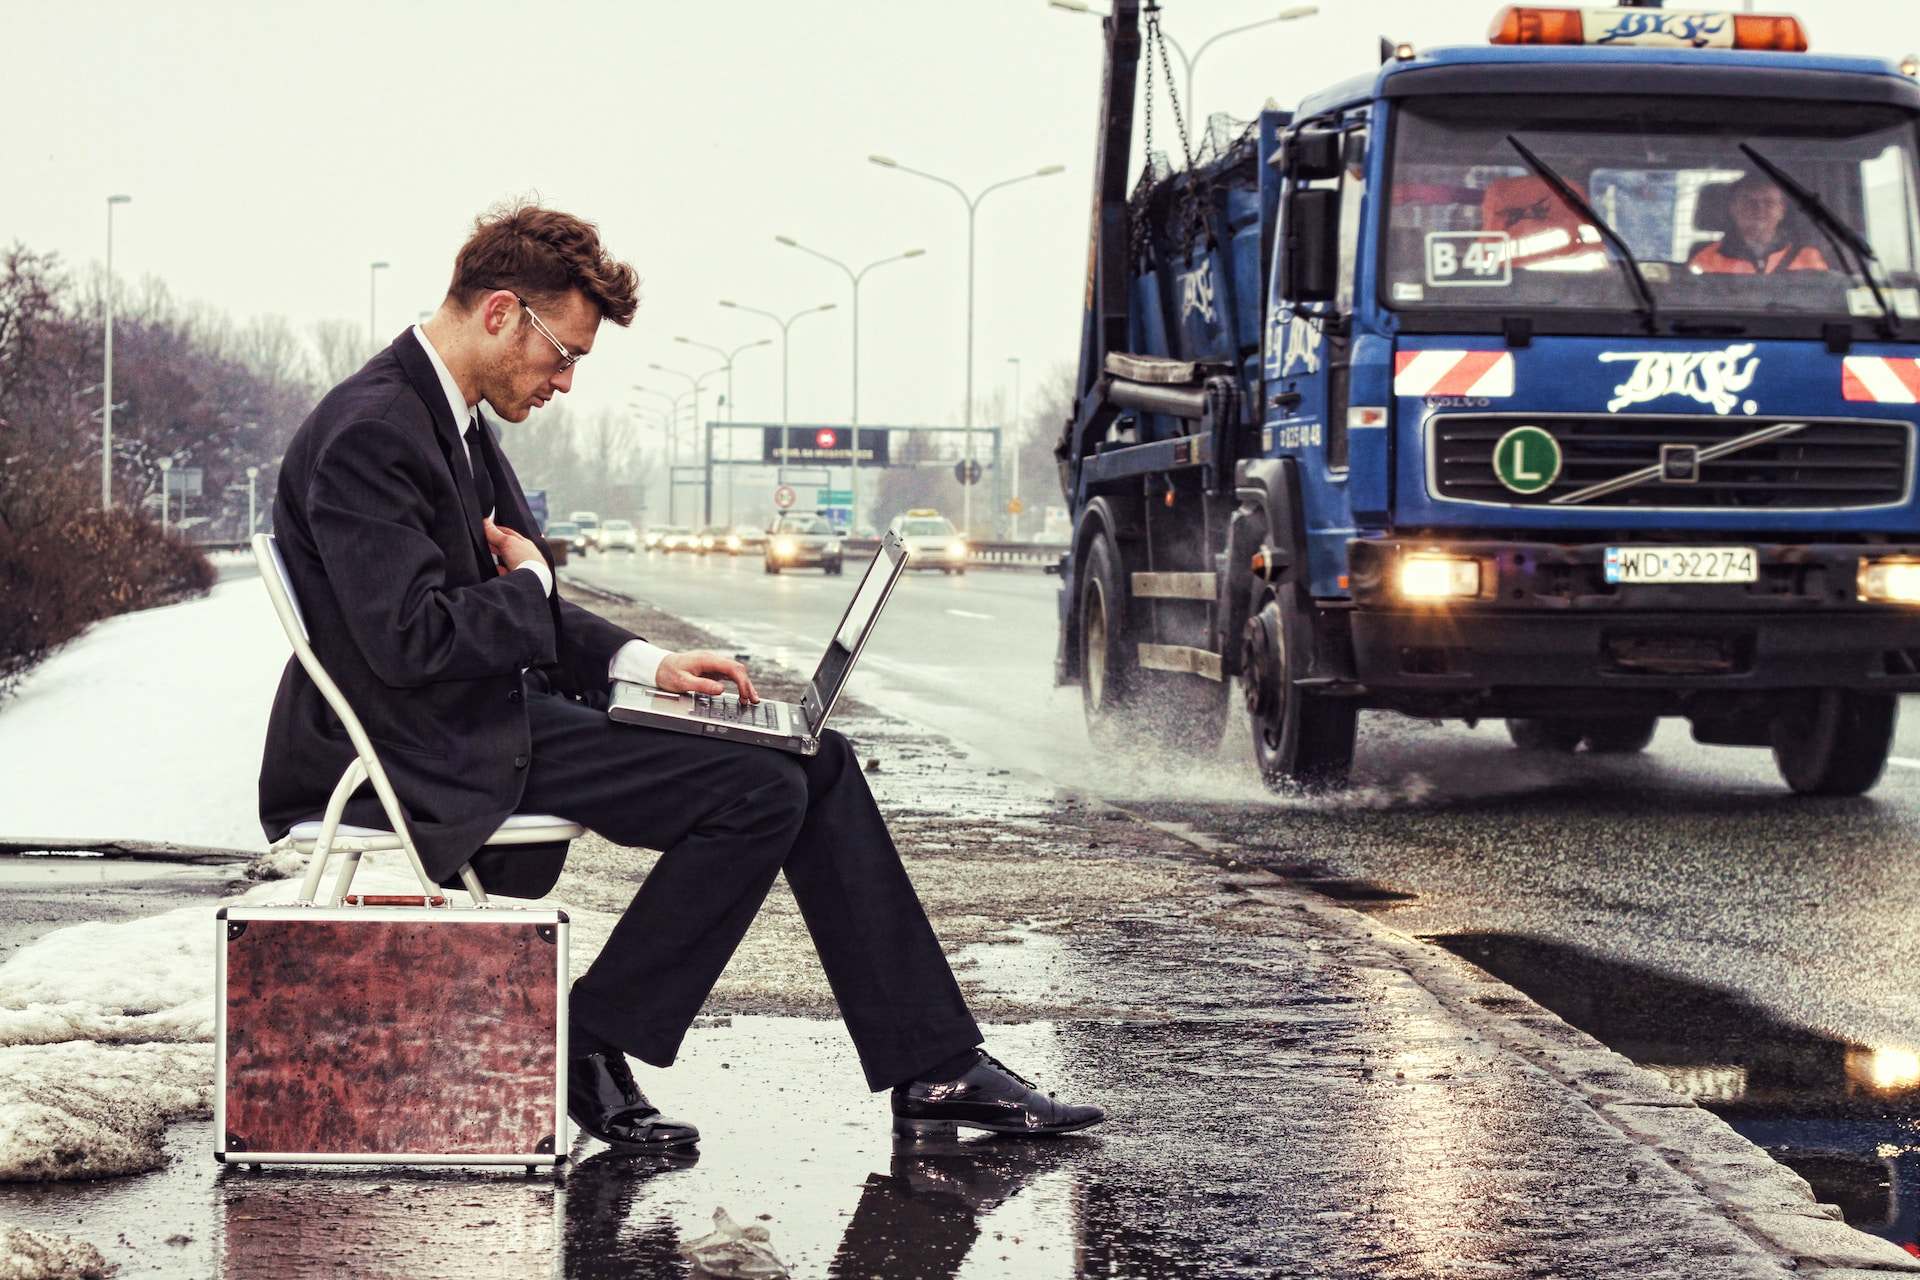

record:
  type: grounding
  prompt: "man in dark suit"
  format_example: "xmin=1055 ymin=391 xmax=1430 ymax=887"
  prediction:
xmin=258 ymin=205 xmax=1102 ymax=1154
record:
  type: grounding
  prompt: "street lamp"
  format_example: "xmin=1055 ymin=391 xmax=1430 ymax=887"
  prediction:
xmin=774 ymin=237 xmax=926 ymax=536
xmin=246 ymin=465 xmax=260 ymax=536
xmin=102 ymin=194 xmax=132 ymax=509
xmin=157 ymin=457 xmax=173 ymax=536
xmin=632 ymin=385 xmax=688 ymax=522
xmin=369 ymin=260 xmax=390 ymax=350
xmin=716 ymin=300 xmax=837 ymax=488
xmin=867 ymin=155 xmax=1065 ymax=536
xmin=675 ymin=336 xmax=771 ymax=525
xmin=1007 ymin=356 xmax=1023 ymax=539
xmin=1048 ymin=2 xmax=1318 ymax=122
xmin=649 ymin=362 xmax=728 ymax=524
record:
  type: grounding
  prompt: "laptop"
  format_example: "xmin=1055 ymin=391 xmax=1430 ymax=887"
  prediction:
xmin=606 ymin=532 xmax=909 ymax=755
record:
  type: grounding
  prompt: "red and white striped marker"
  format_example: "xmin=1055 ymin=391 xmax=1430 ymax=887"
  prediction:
xmin=1394 ymin=350 xmax=1515 ymax=398
xmin=1842 ymin=356 xmax=1920 ymax=403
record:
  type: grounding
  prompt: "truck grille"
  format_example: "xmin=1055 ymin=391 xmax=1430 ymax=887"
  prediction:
xmin=1430 ymin=414 xmax=1912 ymax=510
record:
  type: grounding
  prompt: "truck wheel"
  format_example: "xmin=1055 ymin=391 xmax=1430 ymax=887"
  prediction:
xmin=1507 ymin=719 xmax=1584 ymax=752
xmin=1771 ymin=691 xmax=1897 ymax=796
xmin=1080 ymin=535 xmax=1145 ymax=749
xmin=1583 ymin=716 xmax=1659 ymax=754
xmin=1240 ymin=589 xmax=1354 ymax=789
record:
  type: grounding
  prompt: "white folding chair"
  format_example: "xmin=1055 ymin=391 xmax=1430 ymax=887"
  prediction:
xmin=252 ymin=533 xmax=583 ymax=907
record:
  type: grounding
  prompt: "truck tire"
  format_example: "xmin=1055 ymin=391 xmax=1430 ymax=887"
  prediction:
xmin=1771 ymin=691 xmax=1897 ymax=796
xmin=1582 ymin=716 xmax=1659 ymax=754
xmin=1507 ymin=719 xmax=1584 ymax=753
xmin=1079 ymin=535 xmax=1144 ymax=750
xmin=1240 ymin=588 xmax=1354 ymax=789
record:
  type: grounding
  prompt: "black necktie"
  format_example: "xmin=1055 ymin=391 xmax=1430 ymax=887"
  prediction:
xmin=464 ymin=413 xmax=496 ymax=517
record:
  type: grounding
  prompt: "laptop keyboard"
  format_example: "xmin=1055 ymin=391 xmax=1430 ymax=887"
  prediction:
xmin=691 ymin=695 xmax=778 ymax=729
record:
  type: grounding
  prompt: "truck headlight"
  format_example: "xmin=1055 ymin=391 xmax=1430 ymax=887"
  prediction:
xmin=1399 ymin=555 xmax=1482 ymax=602
xmin=1859 ymin=558 xmax=1920 ymax=604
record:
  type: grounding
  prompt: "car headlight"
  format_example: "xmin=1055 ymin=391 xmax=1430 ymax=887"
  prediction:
xmin=946 ymin=540 xmax=967 ymax=558
xmin=1860 ymin=558 xmax=1920 ymax=604
xmin=727 ymin=535 xmax=741 ymax=550
xmin=1398 ymin=554 xmax=1482 ymax=602
xmin=773 ymin=537 xmax=797 ymax=557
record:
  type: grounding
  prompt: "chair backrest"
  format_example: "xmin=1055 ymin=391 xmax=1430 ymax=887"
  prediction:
xmin=251 ymin=533 xmax=442 ymax=899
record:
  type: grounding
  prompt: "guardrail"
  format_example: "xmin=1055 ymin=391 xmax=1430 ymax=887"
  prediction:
xmin=840 ymin=538 xmax=1065 ymax=571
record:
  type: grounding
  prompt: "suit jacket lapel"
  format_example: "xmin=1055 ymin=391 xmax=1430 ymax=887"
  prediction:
xmin=392 ymin=328 xmax=491 ymax=576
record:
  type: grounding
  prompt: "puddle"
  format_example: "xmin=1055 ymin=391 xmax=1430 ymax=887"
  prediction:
xmin=1436 ymin=931 xmax=1920 ymax=1251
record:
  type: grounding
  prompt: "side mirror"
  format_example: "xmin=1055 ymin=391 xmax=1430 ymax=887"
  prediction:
xmin=1283 ymin=188 xmax=1340 ymax=302
xmin=1285 ymin=128 xmax=1343 ymax=182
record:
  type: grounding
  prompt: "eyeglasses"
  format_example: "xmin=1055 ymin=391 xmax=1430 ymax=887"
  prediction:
xmin=514 ymin=293 xmax=583 ymax=371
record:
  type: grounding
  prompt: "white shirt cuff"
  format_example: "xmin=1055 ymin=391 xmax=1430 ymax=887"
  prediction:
xmin=609 ymin=639 xmax=673 ymax=689
xmin=515 ymin=559 xmax=553 ymax=598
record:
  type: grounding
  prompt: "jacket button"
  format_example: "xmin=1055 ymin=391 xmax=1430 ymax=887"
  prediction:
xmin=513 ymin=753 xmax=528 ymax=769
xmin=508 ymin=688 xmax=522 ymax=703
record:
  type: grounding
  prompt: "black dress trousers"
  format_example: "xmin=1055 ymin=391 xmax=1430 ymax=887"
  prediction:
xmin=516 ymin=688 xmax=983 ymax=1092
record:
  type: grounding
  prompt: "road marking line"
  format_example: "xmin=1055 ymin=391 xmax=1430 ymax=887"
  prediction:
xmin=1889 ymin=756 xmax=1920 ymax=770
xmin=946 ymin=609 xmax=994 ymax=620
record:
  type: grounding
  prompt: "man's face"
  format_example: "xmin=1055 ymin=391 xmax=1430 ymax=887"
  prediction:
xmin=1731 ymin=184 xmax=1787 ymax=249
xmin=479 ymin=288 xmax=600 ymax=423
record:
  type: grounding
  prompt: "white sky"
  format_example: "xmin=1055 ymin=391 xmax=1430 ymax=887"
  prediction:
xmin=9 ymin=1 xmax=1916 ymax=438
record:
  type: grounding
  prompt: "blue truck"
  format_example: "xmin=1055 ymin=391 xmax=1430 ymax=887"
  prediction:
xmin=1055 ymin=1 xmax=1920 ymax=794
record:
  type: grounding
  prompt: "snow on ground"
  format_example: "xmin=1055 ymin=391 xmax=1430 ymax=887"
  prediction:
xmin=0 ymin=581 xmax=288 ymax=851
xmin=0 ymin=859 xmax=619 ymax=1183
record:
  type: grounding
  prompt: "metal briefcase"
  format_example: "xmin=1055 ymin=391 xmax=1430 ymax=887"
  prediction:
xmin=214 ymin=890 xmax=570 ymax=1171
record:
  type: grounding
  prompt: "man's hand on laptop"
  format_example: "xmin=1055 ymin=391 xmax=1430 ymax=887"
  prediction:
xmin=484 ymin=518 xmax=542 ymax=575
xmin=655 ymin=651 xmax=759 ymax=704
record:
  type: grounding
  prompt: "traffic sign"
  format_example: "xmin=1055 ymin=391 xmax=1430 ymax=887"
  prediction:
xmin=815 ymin=489 xmax=853 ymax=506
xmin=1007 ymin=497 xmax=1025 ymax=515
xmin=773 ymin=484 xmax=797 ymax=511
xmin=954 ymin=459 xmax=982 ymax=485
xmin=814 ymin=428 xmax=838 ymax=449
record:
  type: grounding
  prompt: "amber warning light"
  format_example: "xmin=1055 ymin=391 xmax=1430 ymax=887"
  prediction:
xmin=1488 ymin=7 xmax=1808 ymax=52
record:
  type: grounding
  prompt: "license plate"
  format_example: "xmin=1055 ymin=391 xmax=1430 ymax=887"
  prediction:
xmin=1604 ymin=546 xmax=1757 ymax=585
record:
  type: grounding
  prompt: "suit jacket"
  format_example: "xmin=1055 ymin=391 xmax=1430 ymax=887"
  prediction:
xmin=258 ymin=328 xmax=639 ymax=897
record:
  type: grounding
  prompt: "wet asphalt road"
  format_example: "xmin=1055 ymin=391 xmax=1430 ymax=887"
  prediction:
xmin=569 ymin=548 xmax=1920 ymax=1248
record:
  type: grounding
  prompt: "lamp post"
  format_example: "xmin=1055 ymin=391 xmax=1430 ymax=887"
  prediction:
xmin=717 ymin=300 xmax=837 ymax=488
xmin=649 ymin=362 xmax=728 ymax=525
xmin=102 ymin=194 xmax=132 ymax=509
xmin=675 ymin=336 xmax=771 ymax=525
xmin=631 ymin=385 xmax=689 ymax=523
xmin=773 ymin=237 xmax=925 ymax=537
xmin=1007 ymin=356 xmax=1023 ymax=539
xmin=157 ymin=457 xmax=172 ymax=536
xmin=867 ymin=155 xmax=1065 ymax=536
xmin=246 ymin=465 xmax=260 ymax=535
xmin=369 ymin=260 xmax=390 ymax=350
xmin=1048 ymin=2 xmax=1317 ymax=122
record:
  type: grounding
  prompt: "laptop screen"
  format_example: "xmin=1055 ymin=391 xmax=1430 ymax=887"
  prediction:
xmin=804 ymin=534 xmax=908 ymax=730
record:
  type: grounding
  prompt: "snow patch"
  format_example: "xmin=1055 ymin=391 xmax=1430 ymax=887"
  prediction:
xmin=0 ymin=1223 xmax=113 ymax=1279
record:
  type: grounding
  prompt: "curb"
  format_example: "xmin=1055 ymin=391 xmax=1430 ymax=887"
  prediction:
xmin=1106 ymin=803 xmax=1920 ymax=1280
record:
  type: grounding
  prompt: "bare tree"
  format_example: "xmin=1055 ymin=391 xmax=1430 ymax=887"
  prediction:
xmin=310 ymin=319 xmax=368 ymax=388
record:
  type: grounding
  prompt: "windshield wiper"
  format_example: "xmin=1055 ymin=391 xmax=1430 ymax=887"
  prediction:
xmin=1505 ymin=133 xmax=1660 ymax=335
xmin=1738 ymin=141 xmax=1901 ymax=337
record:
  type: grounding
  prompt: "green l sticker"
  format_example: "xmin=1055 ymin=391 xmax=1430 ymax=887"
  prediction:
xmin=1493 ymin=426 xmax=1562 ymax=496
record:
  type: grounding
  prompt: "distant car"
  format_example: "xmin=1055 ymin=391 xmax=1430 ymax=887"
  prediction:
xmin=599 ymin=518 xmax=638 ymax=553
xmin=766 ymin=514 xmax=843 ymax=575
xmin=696 ymin=524 xmax=734 ymax=555
xmin=642 ymin=527 xmax=664 ymax=550
xmin=849 ymin=523 xmax=879 ymax=540
xmin=546 ymin=520 xmax=589 ymax=558
xmin=656 ymin=526 xmax=697 ymax=553
xmin=731 ymin=525 xmax=768 ymax=554
xmin=570 ymin=510 xmax=601 ymax=548
xmin=887 ymin=508 xmax=967 ymax=574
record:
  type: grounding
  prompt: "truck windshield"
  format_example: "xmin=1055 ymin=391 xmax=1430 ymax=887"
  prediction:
xmin=1384 ymin=94 xmax=1920 ymax=330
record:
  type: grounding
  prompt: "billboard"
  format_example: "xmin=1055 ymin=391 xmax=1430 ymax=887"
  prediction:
xmin=761 ymin=426 xmax=890 ymax=467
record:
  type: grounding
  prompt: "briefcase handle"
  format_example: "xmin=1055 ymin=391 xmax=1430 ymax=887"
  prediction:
xmin=342 ymin=894 xmax=447 ymax=907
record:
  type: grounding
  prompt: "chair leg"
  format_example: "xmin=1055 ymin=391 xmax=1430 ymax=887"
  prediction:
xmin=300 ymin=760 xmax=369 ymax=905
xmin=328 ymin=849 xmax=365 ymax=906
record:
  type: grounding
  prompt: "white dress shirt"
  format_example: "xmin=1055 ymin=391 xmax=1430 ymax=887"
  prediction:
xmin=410 ymin=325 xmax=670 ymax=688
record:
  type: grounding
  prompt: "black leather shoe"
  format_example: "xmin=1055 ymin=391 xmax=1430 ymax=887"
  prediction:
xmin=891 ymin=1052 xmax=1105 ymax=1138
xmin=567 ymin=1050 xmax=699 ymax=1153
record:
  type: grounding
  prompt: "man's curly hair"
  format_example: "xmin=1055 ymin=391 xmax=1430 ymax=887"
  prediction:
xmin=447 ymin=202 xmax=640 ymax=326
